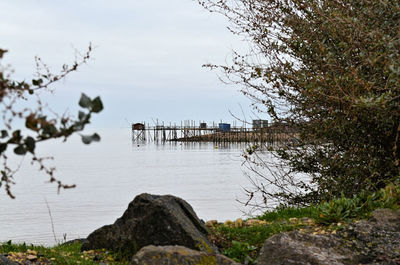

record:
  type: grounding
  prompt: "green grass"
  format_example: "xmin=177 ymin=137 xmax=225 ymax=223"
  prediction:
xmin=0 ymin=241 xmax=128 ymax=265
xmin=208 ymin=220 xmax=307 ymax=264
xmin=213 ymin=223 xmax=301 ymax=247
xmin=258 ymin=205 xmax=319 ymax=222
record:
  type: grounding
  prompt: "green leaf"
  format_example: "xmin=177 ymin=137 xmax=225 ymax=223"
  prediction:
xmin=81 ymin=133 xmax=101 ymax=144
xmin=42 ymin=124 xmax=57 ymax=136
xmin=73 ymin=122 xmax=84 ymax=131
xmin=0 ymin=49 xmax=7 ymax=58
xmin=9 ymin=130 xmax=22 ymax=143
xmin=79 ymin=93 xmax=91 ymax=108
xmin=31 ymin=79 xmax=43 ymax=86
xmin=14 ymin=145 xmax=27 ymax=155
xmin=91 ymin=133 xmax=101 ymax=142
xmin=81 ymin=135 xmax=91 ymax=144
xmin=78 ymin=111 xmax=86 ymax=121
xmin=1 ymin=130 xmax=8 ymax=138
xmin=25 ymin=137 xmax=36 ymax=153
xmin=91 ymin=96 xmax=103 ymax=113
xmin=0 ymin=143 xmax=7 ymax=154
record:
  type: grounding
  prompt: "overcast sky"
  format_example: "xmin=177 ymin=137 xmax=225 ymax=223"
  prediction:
xmin=1 ymin=0 xmax=254 ymax=128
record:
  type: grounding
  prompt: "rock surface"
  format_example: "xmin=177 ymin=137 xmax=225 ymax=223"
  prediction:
xmin=131 ymin=245 xmax=240 ymax=265
xmin=0 ymin=256 xmax=19 ymax=265
xmin=81 ymin=193 xmax=216 ymax=258
xmin=62 ymin=238 xmax=88 ymax=245
xmin=340 ymin=208 xmax=400 ymax=264
xmin=257 ymin=230 xmax=357 ymax=265
xmin=257 ymin=208 xmax=400 ymax=265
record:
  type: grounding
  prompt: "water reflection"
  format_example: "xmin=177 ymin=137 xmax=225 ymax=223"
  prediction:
xmin=132 ymin=139 xmax=250 ymax=151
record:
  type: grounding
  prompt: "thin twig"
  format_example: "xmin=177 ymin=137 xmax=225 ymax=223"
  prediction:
xmin=44 ymin=198 xmax=58 ymax=244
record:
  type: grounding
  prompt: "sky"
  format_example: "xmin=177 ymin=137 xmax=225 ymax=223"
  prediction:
xmin=0 ymin=0 xmax=255 ymax=128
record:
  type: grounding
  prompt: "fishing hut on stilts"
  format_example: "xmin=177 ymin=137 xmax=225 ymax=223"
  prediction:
xmin=131 ymin=120 xmax=298 ymax=146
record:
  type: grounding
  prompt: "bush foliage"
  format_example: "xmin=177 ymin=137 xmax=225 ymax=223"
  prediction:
xmin=200 ymin=0 xmax=400 ymax=205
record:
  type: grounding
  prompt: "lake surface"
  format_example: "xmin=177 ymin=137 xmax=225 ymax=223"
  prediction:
xmin=0 ymin=128 xmax=254 ymax=246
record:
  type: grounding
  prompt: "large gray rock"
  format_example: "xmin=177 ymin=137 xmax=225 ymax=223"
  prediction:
xmin=81 ymin=193 xmax=216 ymax=259
xmin=257 ymin=209 xmax=400 ymax=265
xmin=0 ymin=256 xmax=19 ymax=265
xmin=340 ymin=208 xmax=400 ymax=264
xmin=257 ymin=230 xmax=357 ymax=265
xmin=131 ymin=245 xmax=240 ymax=265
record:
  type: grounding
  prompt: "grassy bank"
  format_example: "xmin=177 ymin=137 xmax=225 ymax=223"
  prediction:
xmin=1 ymin=182 xmax=398 ymax=264
xmin=0 ymin=241 xmax=128 ymax=265
xmin=207 ymin=182 xmax=400 ymax=263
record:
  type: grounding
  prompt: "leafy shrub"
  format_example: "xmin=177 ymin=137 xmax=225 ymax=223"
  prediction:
xmin=316 ymin=182 xmax=400 ymax=224
xmin=201 ymin=0 xmax=400 ymax=207
xmin=223 ymin=241 xmax=257 ymax=264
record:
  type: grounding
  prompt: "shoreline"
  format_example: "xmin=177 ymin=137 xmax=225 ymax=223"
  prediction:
xmin=1 ymin=183 xmax=399 ymax=264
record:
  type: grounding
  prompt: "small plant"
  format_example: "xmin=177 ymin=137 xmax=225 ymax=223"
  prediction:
xmin=316 ymin=182 xmax=400 ymax=224
xmin=380 ymin=183 xmax=400 ymax=209
xmin=316 ymin=195 xmax=361 ymax=224
xmin=223 ymin=241 xmax=257 ymax=264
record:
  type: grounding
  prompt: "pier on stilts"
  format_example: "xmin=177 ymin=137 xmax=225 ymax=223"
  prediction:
xmin=131 ymin=120 xmax=298 ymax=145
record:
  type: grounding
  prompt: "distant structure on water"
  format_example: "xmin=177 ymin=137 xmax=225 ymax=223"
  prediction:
xmin=131 ymin=120 xmax=297 ymax=145
xmin=252 ymin=119 xmax=268 ymax=129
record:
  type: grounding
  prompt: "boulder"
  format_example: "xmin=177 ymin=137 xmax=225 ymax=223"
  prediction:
xmin=81 ymin=193 xmax=216 ymax=259
xmin=131 ymin=245 xmax=240 ymax=265
xmin=62 ymin=238 xmax=88 ymax=245
xmin=0 ymin=256 xmax=19 ymax=265
xmin=257 ymin=209 xmax=400 ymax=265
xmin=339 ymin=208 xmax=400 ymax=264
xmin=257 ymin=228 xmax=358 ymax=265
xmin=257 ymin=230 xmax=358 ymax=265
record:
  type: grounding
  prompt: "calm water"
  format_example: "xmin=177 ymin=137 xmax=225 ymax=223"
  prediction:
xmin=0 ymin=128 xmax=253 ymax=245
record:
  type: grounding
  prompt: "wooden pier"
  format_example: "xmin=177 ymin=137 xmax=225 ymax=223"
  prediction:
xmin=132 ymin=120 xmax=298 ymax=145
